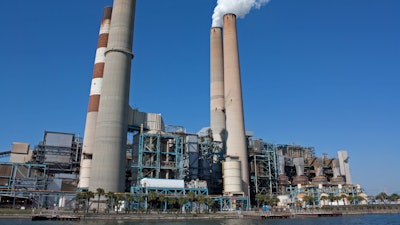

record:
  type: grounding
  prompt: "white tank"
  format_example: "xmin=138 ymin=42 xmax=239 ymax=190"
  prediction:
xmin=223 ymin=157 xmax=242 ymax=194
xmin=140 ymin=178 xmax=184 ymax=189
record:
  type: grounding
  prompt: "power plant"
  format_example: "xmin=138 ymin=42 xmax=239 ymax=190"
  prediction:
xmin=0 ymin=0 xmax=365 ymax=211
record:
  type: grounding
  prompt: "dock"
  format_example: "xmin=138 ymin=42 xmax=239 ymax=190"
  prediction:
xmin=32 ymin=214 xmax=80 ymax=221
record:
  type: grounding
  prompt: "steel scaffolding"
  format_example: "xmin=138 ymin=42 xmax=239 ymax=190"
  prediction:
xmin=0 ymin=162 xmax=47 ymax=190
xmin=249 ymin=140 xmax=279 ymax=196
xmin=132 ymin=132 xmax=184 ymax=185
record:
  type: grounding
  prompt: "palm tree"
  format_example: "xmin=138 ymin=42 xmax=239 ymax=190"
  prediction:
xmin=264 ymin=195 xmax=272 ymax=206
xmin=84 ymin=191 xmax=95 ymax=213
xmin=158 ymin=194 xmax=166 ymax=212
xmin=388 ymin=193 xmax=399 ymax=203
xmin=114 ymin=194 xmax=125 ymax=214
xmin=96 ymin=188 xmax=105 ymax=213
xmin=204 ymin=197 xmax=214 ymax=213
xmin=187 ymin=191 xmax=196 ymax=212
xmin=126 ymin=194 xmax=134 ymax=213
xmin=335 ymin=196 xmax=342 ymax=206
xmin=338 ymin=194 xmax=347 ymax=205
xmin=346 ymin=195 xmax=355 ymax=205
xmin=328 ymin=194 xmax=335 ymax=206
xmin=177 ymin=196 xmax=188 ymax=213
xmin=167 ymin=197 xmax=177 ymax=212
xmin=75 ymin=192 xmax=85 ymax=212
xmin=320 ymin=195 xmax=329 ymax=206
xmin=354 ymin=195 xmax=365 ymax=205
xmin=271 ymin=196 xmax=280 ymax=207
xmin=197 ymin=194 xmax=205 ymax=213
xmin=106 ymin=191 xmax=115 ymax=213
xmin=302 ymin=195 xmax=313 ymax=207
xmin=375 ymin=192 xmax=388 ymax=203
xmin=255 ymin=193 xmax=264 ymax=208
xmin=137 ymin=195 xmax=145 ymax=212
xmin=147 ymin=191 xmax=157 ymax=213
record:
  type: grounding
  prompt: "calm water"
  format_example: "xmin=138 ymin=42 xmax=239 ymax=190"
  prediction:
xmin=1 ymin=214 xmax=400 ymax=225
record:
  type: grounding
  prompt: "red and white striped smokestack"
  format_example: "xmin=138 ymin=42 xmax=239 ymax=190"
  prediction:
xmin=210 ymin=27 xmax=226 ymax=143
xmin=223 ymin=13 xmax=249 ymax=196
xmin=78 ymin=7 xmax=112 ymax=190
xmin=89 ymin=0 xmax=136 ymax=193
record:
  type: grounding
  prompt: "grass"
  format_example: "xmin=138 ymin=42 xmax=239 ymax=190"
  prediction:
xmin=0 ymin=208 xmax=32 ymax=215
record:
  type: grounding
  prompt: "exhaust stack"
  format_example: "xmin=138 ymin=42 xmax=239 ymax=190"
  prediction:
xmin=222 ymin=14 xmax=249 ymax=196
xmin=210 ymin=27 xmax=226 ymax=143
xmin=78 ymin=6 xmax=112 ymax=190
xmin=89 ymin=0 xmax=136 ymax=193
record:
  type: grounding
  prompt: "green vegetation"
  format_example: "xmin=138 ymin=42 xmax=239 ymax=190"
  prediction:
xmin=375 ymin=192 xmax=399 ymax=203
xmin=96 ymin=187 xmax=105 ymax=214
xmin=255 ymin=193 xmax=279 ymax=208
xmin=0 ymin=208 xmax=32 ymax=214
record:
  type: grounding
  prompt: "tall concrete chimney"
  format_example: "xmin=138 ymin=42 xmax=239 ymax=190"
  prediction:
xmin=78 ymin=7 xmax=112 ymax=190
xmin=89 ymin=0 xmax=136 ymax=193
xmin=210 ymin=27 xmax=226 ymax=143
xmin=222 ymin=14 xmax=249 ymax=196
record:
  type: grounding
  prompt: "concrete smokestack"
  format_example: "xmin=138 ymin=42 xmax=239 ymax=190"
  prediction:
xmin=78 ymin=7 xmax=112 ymax=190
xmin=89 ymin=0 xmax=136 ymax=192
xmin=222 ymin=14 xmax=249 ymax=196
xmin=210 ymin=27 xmax=226 ymax=143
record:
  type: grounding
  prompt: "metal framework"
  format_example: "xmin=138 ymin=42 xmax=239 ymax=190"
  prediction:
xmin=0 ymin=189 xmax=77 ymax=209
xmin=197 ymin=135 xmax=224 ymax=194
xmin=131 ymin=186 xmax=208 ymax=196
xmin=213 ymin=196 xmax=249 ymax=211
xmin=249 ymin=141 xmax=279 ymax=195
xmin=0 ymin=162 xmax=47 ymax=190
xmin=130 ymin=186 xmax=249 ymax=211
xmin=130 ymin=186 xmax=208 ymax=211
xmin=276 ymin=144 xmax=315 ymax=158
xmin=132 ymin=132 xmax=184 ymax=185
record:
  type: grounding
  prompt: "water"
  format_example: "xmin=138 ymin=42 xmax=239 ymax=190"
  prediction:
xmin=1 ymin=214 xmax=400 ymax=225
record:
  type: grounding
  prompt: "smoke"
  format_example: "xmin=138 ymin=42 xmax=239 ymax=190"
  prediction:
xmin=212 ymin=0 xmax=270 ymax=27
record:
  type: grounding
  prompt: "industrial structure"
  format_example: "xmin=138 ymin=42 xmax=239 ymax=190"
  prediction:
xmin=78 ymin=6 xmax=112 ymax=190
xmin=0 ymin=129 xmax=359 ymax=210
xmin=0 ymin=0 xmax=364 ymax=211
xmin=0 ymin=132 xmax=81 ymax=208
xmin=221 ymin=14 xmax=249 ymax=197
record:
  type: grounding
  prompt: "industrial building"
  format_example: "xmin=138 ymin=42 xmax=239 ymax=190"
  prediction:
xmin=0 ymin=0 xmax=364 ymax=211
xmin=0 ymin=128 xmax=360 ymax=210
xmin=0 ymin=132 xmax=81 ymax=208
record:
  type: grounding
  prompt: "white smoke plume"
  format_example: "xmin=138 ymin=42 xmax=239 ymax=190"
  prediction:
xmin=212 ymin=0 xmax=270 ymax=27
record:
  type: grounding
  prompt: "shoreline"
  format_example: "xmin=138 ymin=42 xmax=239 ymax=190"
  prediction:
xmin=1 ymin=206 xmax=400 ymax=220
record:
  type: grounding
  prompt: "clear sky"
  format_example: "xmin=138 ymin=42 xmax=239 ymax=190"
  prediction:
xmin=1 ymin=0 xmax=399 ymax=195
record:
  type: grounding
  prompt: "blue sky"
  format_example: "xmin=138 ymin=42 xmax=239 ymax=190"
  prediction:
xmin=1 ymin=0 xmax=399 ymax=195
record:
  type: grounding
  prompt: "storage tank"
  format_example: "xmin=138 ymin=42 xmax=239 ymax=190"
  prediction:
xmin=140 ymin=178 xmax=184 ymax=189
xmin=223 ymin=156 xmax=242 ymax=195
